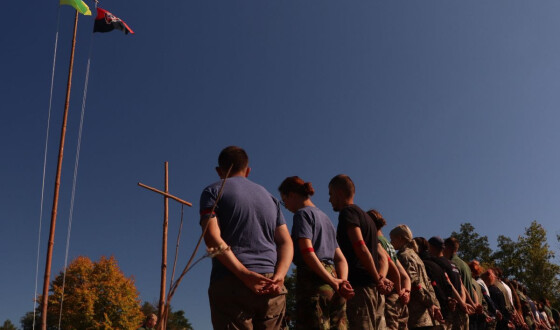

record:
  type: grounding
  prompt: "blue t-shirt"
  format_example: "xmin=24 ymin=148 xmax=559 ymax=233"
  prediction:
xmin=200 ymin=176 xmax=286 ymax=281
xmin=291 ymin=206 xmax=338 ymax=267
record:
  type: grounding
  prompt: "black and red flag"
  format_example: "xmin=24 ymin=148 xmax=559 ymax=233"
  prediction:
xmin=93 ymin=8 xmax=134 ymax=34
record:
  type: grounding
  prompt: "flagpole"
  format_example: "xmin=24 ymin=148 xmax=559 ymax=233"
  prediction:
xmin=41 ymin=9 xmax=79 ymax=330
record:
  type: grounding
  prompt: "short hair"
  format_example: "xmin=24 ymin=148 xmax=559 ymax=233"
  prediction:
xmin=328 ymin=174 xmax=355 ymax=198
xmin=278 ymin=176 xmax=315 ymax=197
xmin=481 ymin=269 xmax=493 ymax=282
xmin=468 ymin=260 xmax=483 ymax=277
xmin=218 ymin=146 xmax=249 ymax=174
xmin=367 ymin=209 xmax=386 ymax=229
xmin=444 ymin=237 xmax=460 ymax=252
xmin=428 ymin=236 xmax=445 ymax=251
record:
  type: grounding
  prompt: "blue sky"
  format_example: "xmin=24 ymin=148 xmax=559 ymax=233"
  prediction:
xmin=2 ymin=1 xmax=560 ymax=328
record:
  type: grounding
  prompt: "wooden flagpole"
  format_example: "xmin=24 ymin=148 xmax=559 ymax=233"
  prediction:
xmin=41 ymin=10 xmax=79 ymax=330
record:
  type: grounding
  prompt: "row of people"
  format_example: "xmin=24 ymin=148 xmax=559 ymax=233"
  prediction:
xmin=469 ymin=262 xmax=559 ymax=330
xmin=198 ymin=146 xmax=557 ymax=330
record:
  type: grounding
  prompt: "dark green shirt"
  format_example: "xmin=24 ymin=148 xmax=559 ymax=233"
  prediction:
xmin=451 ymin=255 xmax=474 ymax=299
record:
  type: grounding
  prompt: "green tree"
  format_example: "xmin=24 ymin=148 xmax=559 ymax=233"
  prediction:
xmin=492 ymin=221 xmax=560 ymax=302
xmin=20 ymin=311 xmax=42 ymax=330
xmin=492 ymin=235 xmax=523 ymax=280
xmin=141 ymin=302 xmax=194 ymax=330
xmin=0 ymin=320 xmax=17 ymax=330
xmin=451 ymin=222 xmax=493 ymax=264
xmin=284 ymin=269 xmax=296 ymax=329
xmin=516 ymin=221 xmax=560 ymax=300
xmin=42 ymin=256 xmax=144 ymax=329
xmin=168 ymin=310 xmax=194 ymax=330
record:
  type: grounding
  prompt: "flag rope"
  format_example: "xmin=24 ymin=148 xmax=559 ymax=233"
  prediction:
xmin=57 ymin=3 xmax=97 ymax=328
xmin=33 ymin=5 xmax=63 ymax=329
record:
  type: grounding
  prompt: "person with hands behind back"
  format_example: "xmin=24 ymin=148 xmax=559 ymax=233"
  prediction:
xmin=200 ymin=146 xmax=293 ymax=330
xmin=328 ymin=174 xmax=393 ymax=330
xmin=390 ymin=225 xmax=444 ymax=329
xmin=279 ymin=176 xmax=353 ymax=329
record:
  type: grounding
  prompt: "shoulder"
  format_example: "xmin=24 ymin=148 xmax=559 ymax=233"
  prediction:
xmin=339 ymin=204 xmax=365 ymax=223
xmin=294 ymin=208 xmax=312 ymax=222
xmin=200 ymin=179 xmax=224 ymax=199
xmin=398 ymin=248 xmax=416 ymax=263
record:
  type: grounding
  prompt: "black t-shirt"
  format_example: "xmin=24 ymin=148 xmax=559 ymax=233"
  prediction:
xmin=419 ymin=251 xmax=453 ymax=317
xmin=433 ymin=256 xmax=462 ymax=293
xmin=489 ymin=285 xmax=510 ymax=329
xmin=336 ymin=204 xmax=378 ymax=287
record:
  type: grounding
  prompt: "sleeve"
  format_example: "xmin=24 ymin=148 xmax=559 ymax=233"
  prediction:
xmin=292 ymin=210 xmax=314 ymax=240
xmin=199 ymin=186 xmax=217 ymax=223
xmin=273 ymin=196 xmax=286 ymax=227
xmin=400 ymin=254 xmax=434 ymax=307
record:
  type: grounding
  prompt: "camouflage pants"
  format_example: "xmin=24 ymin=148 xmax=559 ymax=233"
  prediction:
xmin=445 ymin=310 xmax=469 ymax=330
xmin=385 ymin=292 xmax=409 ymax=329
xmin=346 ymin=284 xmax=386 ymax=330
xmin=295 ymin=264 xmax=347 ymax=330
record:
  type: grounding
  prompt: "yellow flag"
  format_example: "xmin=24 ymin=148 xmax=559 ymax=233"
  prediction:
xmin=60 ymin=0 xmax=92 ymax=15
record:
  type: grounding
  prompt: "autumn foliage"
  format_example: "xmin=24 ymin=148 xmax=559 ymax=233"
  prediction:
xmin=43 ymin=256 xmax=143 ymax=329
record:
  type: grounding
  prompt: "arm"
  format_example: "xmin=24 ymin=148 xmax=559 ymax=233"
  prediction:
xmin=381 ymin=247 xmax=400 ymax=292
xmin=377 ymin=244 xmax=389 ymax=278
xmin=299 ymin=238 xmax=342 ymax=289
xmin=445 ymin=273 xmax=469 ymax=312
xmin=268 ymin=224 xmax=294 ymax=293
xmin=461 ymin=284 xmax=476 ymax=314
xmin=334 ymin=247 xmax=355 ymax=300
xmin=334 ymin=247 xmax=349 ymax=281
xmin=396 ymin=259 xmax=411 ymax=304
xmin=346 ymin=226 xmax=393 ymax=294
xmin=201 ymin=216 xmax=273 ymax=292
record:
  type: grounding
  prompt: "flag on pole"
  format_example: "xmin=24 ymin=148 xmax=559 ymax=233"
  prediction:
xmin=60 ymin=0 xmax=92 ymax=15
xmin=94 ymin=8 xmax=134 ymax=34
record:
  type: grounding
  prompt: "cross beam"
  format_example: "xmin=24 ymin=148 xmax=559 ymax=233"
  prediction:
xmin=138 ymin=182 xmax=193 ymax=207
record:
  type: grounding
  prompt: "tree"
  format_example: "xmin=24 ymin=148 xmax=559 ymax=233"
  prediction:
xmin=492 ymin=221 xmax=560 ymax=302
xmin=167 ymin=310 xmax=194 ymax=330
xmin=492 ymin=235 xmax=523 ymax=280
xmin=41 ymin=256 xmax=144 ymax=329
xmin=20 ymin=311 xmax=41 ymax=330
xmin=0 ymin=320 xmax=17 ymax=330
xmin=516 ymin=221 xmax=560 ymax=301
xmin=284 ymin=269 xmax=296 ymax=329
xmin=450 ymin=222 xmax=493 ymax=264
xmin=141 ymin=302 xmax=194 ymax=330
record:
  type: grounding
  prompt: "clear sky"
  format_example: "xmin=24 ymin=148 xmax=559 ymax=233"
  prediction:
xmin=2 ymin=1 xmax=560 ymax=329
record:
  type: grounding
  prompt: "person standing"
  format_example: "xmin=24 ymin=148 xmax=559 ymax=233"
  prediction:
xmin=368 ymin=209 xmax=411 ymax=329
xmin=200 ymin=146 xmax=293 ymax=329
xmin=480 ymin=269 xmax=510 ymax=330
xmin=443 ymin=237 xmax=481 ymax=329
xmin=279 ymin=176 xmax=353 ymax=329
xmin=415 ymin=237 xmax=457 ymax=326
xmin=428 ymin=236 xmax=471 ymax=329
xmin=138 ymin=314 xmax=157 ymax=330
xmin=390 ymin=225 xmax=443 ymax=329
xmin=328 ymin=174 xmax=393 ymax=330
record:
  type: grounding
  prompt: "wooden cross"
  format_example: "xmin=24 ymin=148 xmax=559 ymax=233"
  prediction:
xmin=138 ymin=162 xmax=192 ymax=330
